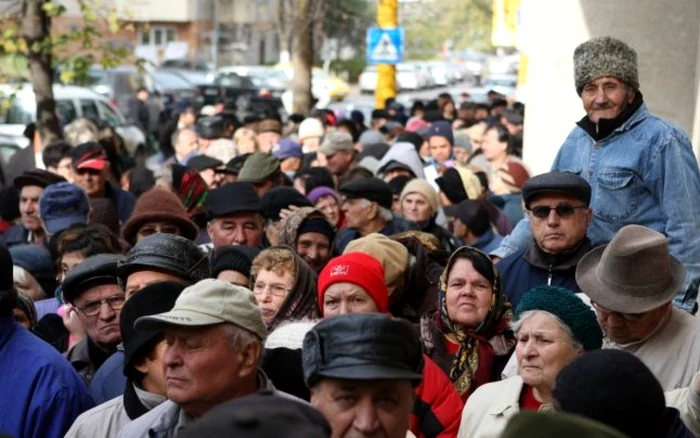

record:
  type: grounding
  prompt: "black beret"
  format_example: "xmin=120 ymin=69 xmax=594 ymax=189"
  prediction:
xmin=338 ymin=177 xmax=393 ymax=210
xmin=121 ymin=281 xmax=185 ymax=378
xmin=211 ymin=245 xmax=260 ymax=278
xmin=302 ymin=313 xmax=424 ymax=388
xmin=205 ymin=182 xmax=262 ymax=219
xmin=196 ymin=116 xmax=225 ymax=140
xmin=261 ymin=187 xmax=313 ymax=221
xmin=187 ymin=155 xmax=224 ymax=172
xmin=178 ymin=390 xmax=331 ymax=438
xmin=62 ymin=254 xmax=122 ymax=304
xmin=225 ymin=153 xmax=251 ymax=175
xmin=522 ymin=171 xmax=592 ymax=208
xmin=14 ymin=169 xmax=65 ymax=190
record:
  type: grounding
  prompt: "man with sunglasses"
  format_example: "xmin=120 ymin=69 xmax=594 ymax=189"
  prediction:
xmin=576 ymin=225 xmax=700 ymax=391
xmin=62 ymin=253 xmax=125 ymax=384
xmin=497 ymin=171 xmax=593 ymax=308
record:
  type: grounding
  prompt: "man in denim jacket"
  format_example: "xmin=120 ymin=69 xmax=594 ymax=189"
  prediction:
xmin=492 ymin=36 xmax=700 ymax=311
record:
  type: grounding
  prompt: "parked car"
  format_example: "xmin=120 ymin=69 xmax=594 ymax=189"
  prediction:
xmin=396 ymin=63 xmax=421 ymax=91
xmin=462 ymin=51 xmax=487 ymax=84
xmin=427 ymin=62 xmax=450 ymax=87
xmin=359 ymin=65 xmax=378 ymax=94
xmin=217 ymin=67 xmax=290 ymax=98
xmin=160 ymin=59 xmax=214 ymax=84
xmin=0 ymin=84 xmax=146 ymax=155
xmin=483 ymin=74 xmax=518 ymax=96
xmin=212 ymin=72 xmax=285 ymax=116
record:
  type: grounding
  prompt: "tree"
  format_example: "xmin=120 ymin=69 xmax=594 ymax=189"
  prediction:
xmin=1 ymin=0 xmax=134 ymax=146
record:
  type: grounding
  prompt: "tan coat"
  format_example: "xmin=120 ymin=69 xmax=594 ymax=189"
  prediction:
xmin=458 ymin=376 xmax=525 ymax=438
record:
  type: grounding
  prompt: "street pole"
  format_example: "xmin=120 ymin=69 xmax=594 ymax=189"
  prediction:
xmin=375 ymin=0 xmax=397 ymax=110
xmin=212 ymin=0 xmax=220 ymax=68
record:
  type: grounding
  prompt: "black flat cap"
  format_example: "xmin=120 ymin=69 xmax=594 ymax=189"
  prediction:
xmin=522 ymin=171 xmax=592 ymax=209
xmin=116 ymin=234 xmax=209 ymax=288
xmin=205 ymin=182 xmax=262 ymax=219
xmin=302 ymin=313 xmax=424 ymax=388
xmin=178 ymin=390 xmax=331 ymax=438
xmin=436 ymin=168 xmax=469 ymax=204
xmin=62 ymin=254 xmax=122 ymax=304
xmin=339 ymin=177 xmax=393 ymax=210
xmin=196 ymin=115 xmax=225 ymax=140
xmin=444 ymin=200 xmax=491 ymax=235
xmin=261 ymin=187 xmax=313 ymax=221
xmin=211 ymin=245 xmax=261 ymax=278
xmin=187 ymin=155 xmax=224 ymax=172
xmin=121 ymin=281 xmax=185 ymax=378
xmin=225 ymin=153 xmax=251 ymax=175
xmin=14 ymin=169 xmax=65 ymax=190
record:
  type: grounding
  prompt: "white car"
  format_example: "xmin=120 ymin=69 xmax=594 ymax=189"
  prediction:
xmin=359 ymin=65 xmax=378 ymax=94
xmin=427 ymin=62 xmax=450 ymax=87
xmin=397 ymin=64 xmax=421 ymax=91
xmin=0 ymin=84 xmax=146 ymax=155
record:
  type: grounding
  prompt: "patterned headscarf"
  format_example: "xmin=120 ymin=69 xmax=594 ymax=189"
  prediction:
xmin=172 ymin=165 xmax=209 ymax=219
xmin=437 ymin=246 xmax=514 ymax=398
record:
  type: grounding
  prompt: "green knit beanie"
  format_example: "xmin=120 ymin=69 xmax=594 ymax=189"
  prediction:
xmin=515 ymin=286 xmax=603 ymax=352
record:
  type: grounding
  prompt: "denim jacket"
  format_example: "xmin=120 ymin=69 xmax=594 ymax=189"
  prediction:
xmin=492 ymin=104 xmax=700 ymax=310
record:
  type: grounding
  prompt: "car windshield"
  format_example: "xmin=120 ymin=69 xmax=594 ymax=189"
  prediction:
xmin=0 ymin=96 xmax=78 ymax=125
xmin=152 ymin=71 xmax=192 ymax=89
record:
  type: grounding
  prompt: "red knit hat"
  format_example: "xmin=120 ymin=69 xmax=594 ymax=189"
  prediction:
xmin=317 ymin=252 xmax=388 ymax=315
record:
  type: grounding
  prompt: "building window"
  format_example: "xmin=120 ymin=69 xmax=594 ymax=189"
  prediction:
xmin=139 ymin=26 xmax=177 ymax=47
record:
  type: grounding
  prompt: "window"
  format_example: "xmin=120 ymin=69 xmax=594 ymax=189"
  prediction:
xmin=79 ymin=100 xmax=100 ymax=120
xmin=56 ymin=100 xmax=78 ymax=125
xmin=97 ymin=101 xmax=123 ymax=127
xmin=139 ymin=26 xmax=177 ymax=47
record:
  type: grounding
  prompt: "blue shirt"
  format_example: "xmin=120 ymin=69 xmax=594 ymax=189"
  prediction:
xmin=471 ymin=230 xmax=503 ymax=255
xmin=0 ymin=315 xmax=93 ymax=438
xmin=493 ymin=104 xmax=700 ymax=310
xmin=89 ymin=350 xmax=126 ymax=404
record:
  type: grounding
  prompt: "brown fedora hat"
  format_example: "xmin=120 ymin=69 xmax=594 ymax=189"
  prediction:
xmin=576 ymin=225 xmax=685 ymax=314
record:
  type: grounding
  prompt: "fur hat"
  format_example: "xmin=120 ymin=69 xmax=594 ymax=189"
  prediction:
xmin=121 ymin=188 xmax=199 ymax=245
xmin=574 ymin=36 xmax=639 ymax=95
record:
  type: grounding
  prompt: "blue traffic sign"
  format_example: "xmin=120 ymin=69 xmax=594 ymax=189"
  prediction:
xmin=366 ymin=27 xmax=404 ymax=64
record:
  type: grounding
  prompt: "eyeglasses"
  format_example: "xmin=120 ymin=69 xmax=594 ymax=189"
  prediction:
xmin=591 ymin=301 xmax=643 ymax=321
xmin=76 ymin=294 xmax=126 ymax=317
xmin=252 ymin=282 xmax=291 ymax=297
xmin=528 ymin=204 xmax=587 ymax=219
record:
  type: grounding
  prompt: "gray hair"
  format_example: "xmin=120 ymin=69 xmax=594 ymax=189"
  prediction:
xmin=171 ymin=128 xmax=197 ymax=148
xmin=64 ymin=118 xmax=98 ymax=146
xmin=358 ymin=199 xmax=393 ymax=222
xmin=512 ymin=310 xmax=584 ymax=351
xmin=13 ymin=266 xmax=45 ymax=301
xmin=222 ymin=323 xmax=265 ymax=368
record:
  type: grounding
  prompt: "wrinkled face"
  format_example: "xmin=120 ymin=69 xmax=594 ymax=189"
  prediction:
xmin=528 ymin=194 xmax=591 ymax=255
xmin=480 ymin=129 xmax=507 ymax=161
xmin=216 ymin=270 xmax=250 ymax=288
xmin=322 ymin=282 xmax=379 ymax=316
xmin=257 ymin=132 xmax=281 ymax=153
xmin=297 ymin=232 xmax=331 ymax=273
xmin=73 ymin=168 xmax=107 ymax=197
xmin=516 ymin=312 xmax=582 ymax=391
xmin=341 ymin=198 xmax=372 ymax=229
xmin=207 ymin=213 xmax=264 ymax=249
xmin=74 ymin=283 xmax=124 ymax=349
xmin=60 ymin=251 xmax=86 ymax=283
xmin=125 ymin=270 xmax=188 ymax=299
xmin=135 ymin=339 xmax=168 ymax=396
xmin=428 ymin=136 xmax=452 ymax=164
xmin=136 ymin=221 xmax=183 ymax=242
xmin=401 ymin=193 xmax=433 ymax=224
xmin=581 ymin=76 xmax=635 ymax=124
xmin=311 ymin=378 xmax=415 ymax=438
xmin=20 ymin=185 xmax=43 ymax=231
xmin=595 ymin=302 xmax=669 ymax=344
xmin=445 ymin=258 xmax=493 ymax=328
xmin=163 ymin=324 xmax=256 ymax=417
xmin=316 ymin=196 xmax=341 ymax=226
xmin=326 ymin=151 xmax=354 ymax=176
xmin=253 ymin=269 xmax=294 ymax=325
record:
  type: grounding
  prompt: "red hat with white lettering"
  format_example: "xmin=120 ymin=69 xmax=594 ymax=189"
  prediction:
xmin=317 ymin=252 xmax=388 ymax=315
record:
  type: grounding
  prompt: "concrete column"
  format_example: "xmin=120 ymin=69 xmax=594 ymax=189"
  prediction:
xmin=519 ymin=0 xmax=700 ymax=176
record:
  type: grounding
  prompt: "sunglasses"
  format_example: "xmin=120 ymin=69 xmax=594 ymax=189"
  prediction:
xmin=528 ymin=204 xmax=587 ymax=219
xmin=591 ymin=301 xmax=643 ymax=321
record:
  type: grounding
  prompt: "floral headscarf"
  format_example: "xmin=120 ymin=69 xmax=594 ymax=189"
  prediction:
xmin=437 ymin=246 xmax=514 ymax=398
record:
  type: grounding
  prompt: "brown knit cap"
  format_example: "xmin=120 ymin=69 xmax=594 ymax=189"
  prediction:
xmin=121 ymin=188 xmax=199 ymax=245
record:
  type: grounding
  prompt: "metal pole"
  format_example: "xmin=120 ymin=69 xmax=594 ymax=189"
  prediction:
xmin=212 ymin=0 xmax=220 ymax=68
xmin=375 ymin=0 xmax=397 ymax=110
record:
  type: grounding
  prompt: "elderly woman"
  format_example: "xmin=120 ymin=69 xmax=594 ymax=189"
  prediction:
xmin=420 ymin=246 xmax=515 ymax=401
xmin=278 ymin=207 xmax=336 ymax=274
xmin=306 ymin=186 xmax=346 ymax=230
xmin=251 ymin=246 xmax=319 ymax=331
xmin=458 ymin=285 xmax=603 ymax=438
xmin=400 ymin=178 xmax=458 ymax=252
xmin=120 ymin=187 xmax=199 ymax=246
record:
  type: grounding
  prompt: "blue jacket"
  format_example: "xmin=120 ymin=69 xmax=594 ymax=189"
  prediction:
xmin=493 ymin=103 xmax=700 ymax=311
xmin=89 ymin=350 xmax=126 ymax=404
xmin=0 ymin=315 xmax=93 ymax=438
xmin=335 ymin=216 xmax=418 ymax=253
xmin=0 ymin=224 xmax=30 ymax=248
xmin=471 ymin=230 xmax=503 ymax=255
xmin=104 ymin=182 xmax=136 ymax=226
xmin=497 ymin=240 xmax=590 ymax=309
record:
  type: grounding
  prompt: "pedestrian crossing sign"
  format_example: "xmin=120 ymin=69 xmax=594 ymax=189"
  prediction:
xmin=366 ymin=27 xmax=404 ymax=64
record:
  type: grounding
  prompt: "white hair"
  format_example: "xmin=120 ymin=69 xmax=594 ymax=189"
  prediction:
xmin=512 ymin=310 xmax=583 ymax=351
xmin=222 ymin=323 xmax=265 ymax=368
xmin=358 ymin=199 xmax=394 ymax=222
xmin=13 ymin=266 xmax=45 ymax=301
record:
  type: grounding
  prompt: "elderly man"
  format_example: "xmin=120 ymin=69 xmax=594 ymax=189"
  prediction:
xmin=302 ymin=313 xmax=424 ymax=438
xmin=335 ymin=177 xmax=416 ymax=253
xmin=576 ymin=225 xmax=700 ymax=390
xmin=493 ymin=36 xmax=700 ymax=312
xmin=62 ymin=254 xmax=124 ymax=383
xmin=1 ymin=169 xmax=65 ymax=247
xmin=445 ymin=199 xmax=502 ymax=254
xmin=497 ymin=171 xmax=592 ymax=308
xmin=89 ymin=233 xmax=210 ymax=404
xmin=237 ymin=152 xmax=285 ymax=197
xmin=205 ymin=182 xmax=264 ymax=249
xmin=66 ymin=282 xmax=185 ymax=437
xmin=318 ymin=131 xmax=357 ymax=183
xmin=256 ymin=119 xmax=283 ymax=153
xmin=117 ymin=279 xmax=281 ymax=437
xmin=169 ymin=128 xmax=200 ymax=166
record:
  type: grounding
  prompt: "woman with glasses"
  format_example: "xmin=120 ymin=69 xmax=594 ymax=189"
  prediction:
xmin=250 ymin=246 xmax=319 ymax=331
xmin=420 ymin=246 xmax=516 ymax=401
xmin=458 ymin=285 xmax=603 ymax=438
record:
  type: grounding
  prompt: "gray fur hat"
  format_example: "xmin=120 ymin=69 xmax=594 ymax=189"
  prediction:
xmin=574 ymin=36 xmax=639 ymax=95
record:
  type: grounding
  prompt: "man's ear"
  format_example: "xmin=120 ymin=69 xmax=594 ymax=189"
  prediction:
xmin=238 ymin=340 xmax=261 ymax=377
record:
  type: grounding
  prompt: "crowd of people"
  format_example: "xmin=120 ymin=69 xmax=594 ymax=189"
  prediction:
xmin=1 ymin=36 xmax=700 ymax=438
